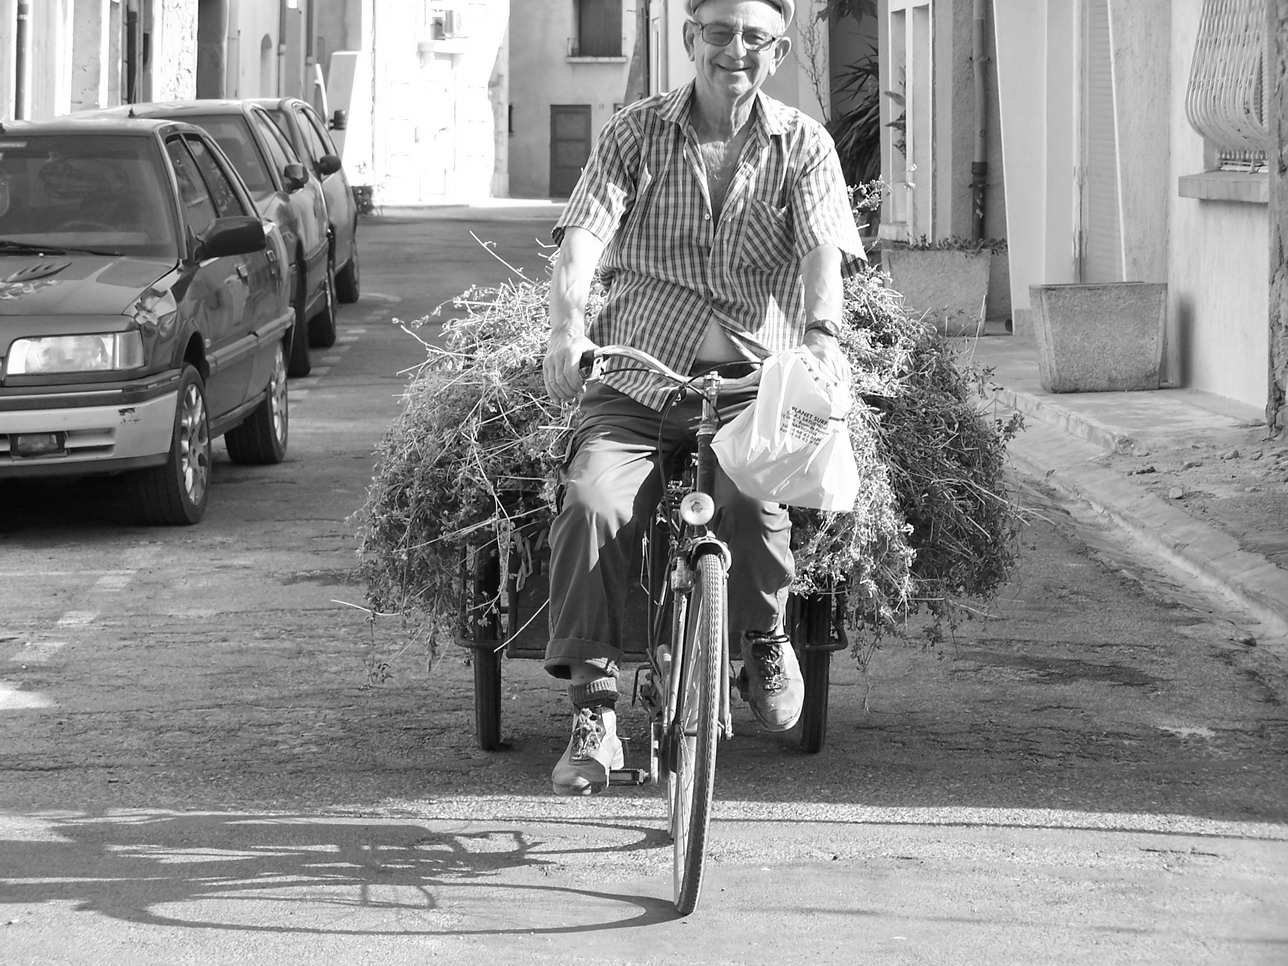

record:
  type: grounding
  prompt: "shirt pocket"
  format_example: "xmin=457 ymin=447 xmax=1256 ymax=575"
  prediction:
xmin=737 ymin=199 xmax=795 ymax=270
xmin=618 ymin=162 xmax=655 ymax=240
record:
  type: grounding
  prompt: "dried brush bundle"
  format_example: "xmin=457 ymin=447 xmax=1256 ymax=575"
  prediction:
xmin=353 ymin=264 xmax=1023 ymax=670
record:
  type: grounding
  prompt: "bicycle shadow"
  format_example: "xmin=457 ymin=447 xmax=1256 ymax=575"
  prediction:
xmin=0 ymin=810 xmax=680 ymax=935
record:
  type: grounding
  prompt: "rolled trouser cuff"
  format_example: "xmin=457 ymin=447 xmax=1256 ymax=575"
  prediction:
xmin=543 ymin=636 xmax=621 ymax=680
xmin=569 ymin=677 xmax=620 ymax=708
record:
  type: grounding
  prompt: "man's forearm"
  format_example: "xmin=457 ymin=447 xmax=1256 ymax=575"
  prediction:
xmin=800 ymin=245 xmax=843 ymax=326
xmin=549 ymin=227 xmax=605 ymax=338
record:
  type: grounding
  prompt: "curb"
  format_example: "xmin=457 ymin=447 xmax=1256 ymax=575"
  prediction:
xmin=1004 ymin=408 xmax=1288 ymax=645
xmin=993 ymin=385 xmax=1142 ymax=455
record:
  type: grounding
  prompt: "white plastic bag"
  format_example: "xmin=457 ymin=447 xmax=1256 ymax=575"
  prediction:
xmin=711 ymin=348 xmax=861 ymax=511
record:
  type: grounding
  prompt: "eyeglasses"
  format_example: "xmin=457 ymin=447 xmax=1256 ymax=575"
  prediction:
xmin=689 ymin=21 xmax=780 ymax=52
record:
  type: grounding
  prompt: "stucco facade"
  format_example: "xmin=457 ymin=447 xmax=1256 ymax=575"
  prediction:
xmin=0 ymin=0 xmax=197 ymax=119
xmin=991 ymin=0 xmax=1270 ymax=410
xmin=508 ymin=1 xmax=636 ymax=199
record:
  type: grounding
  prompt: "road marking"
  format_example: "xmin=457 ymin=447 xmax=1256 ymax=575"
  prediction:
xmin=56 ymin=611 xmax=96 ymax=628
xmin=8 ymin=641 xmax=65 ymax=664
xmin=92 ymin=572 xmax=133 ymax=593
xmin=319 ymin=355 xmax=343 ymax=366
xmin=0 ymin=681 xmax=52 ymax=709
xmin=0 ymin=570 xmax=126 ymax=577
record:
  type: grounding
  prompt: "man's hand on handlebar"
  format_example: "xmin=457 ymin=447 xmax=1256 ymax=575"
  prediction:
xmin=543 ymin=332 xmax=600 ymax=402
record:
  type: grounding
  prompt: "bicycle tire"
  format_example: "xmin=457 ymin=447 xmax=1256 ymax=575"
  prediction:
xmin=669 ymin=552 xmax=725 ymax=916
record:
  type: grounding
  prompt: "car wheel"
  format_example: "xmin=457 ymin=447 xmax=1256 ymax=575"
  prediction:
xmin=308 ymin=255 xmax=338 ymax=349
xmin=125 ymin=364 xmax=211 ymax=526
xmin=335 ymin=238 xmax=360 ymax=303
xmin=225 ymin=340 xmax=289 ymax=465
xmin=287 ymin=268 xmax=311 ymax=378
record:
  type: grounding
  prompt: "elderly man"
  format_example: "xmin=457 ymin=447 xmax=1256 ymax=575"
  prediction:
xmin=542 ymin=0 xmax=865 ymax=795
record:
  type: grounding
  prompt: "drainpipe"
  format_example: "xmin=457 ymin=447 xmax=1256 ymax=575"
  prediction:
xmin=15 ymin=1 xmax=30 ymax=119
xmin=971 ymin=0 xmax=988 ymax=241
xmin=278 ymin=0 xmax=287 ymax=96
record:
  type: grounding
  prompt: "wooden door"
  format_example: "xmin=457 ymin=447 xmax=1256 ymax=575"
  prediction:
xmin=550 ymin=105 xmax=592 ymax=199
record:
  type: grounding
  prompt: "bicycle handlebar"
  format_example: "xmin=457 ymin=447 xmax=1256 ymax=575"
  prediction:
xmin=579 ymin=344 xmax=762 ymax=393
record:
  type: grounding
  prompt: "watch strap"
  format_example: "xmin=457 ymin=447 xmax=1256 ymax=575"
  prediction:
xmin=804 ymin=318 xmax=840 ymax=339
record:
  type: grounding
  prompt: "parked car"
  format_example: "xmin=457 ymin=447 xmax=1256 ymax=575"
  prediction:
xmin=91 ymin=100 xmax=335 ymax=377
xmin=0 ymin=116 xmax=294 ymax=524
xmin=254 ymin=97 xmax=360 ymax=305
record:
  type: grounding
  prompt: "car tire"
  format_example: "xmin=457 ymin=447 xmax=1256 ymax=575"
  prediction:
xmin=225 ymin=340 xmax=289 ymax=465
xmin=125 ymin=365 xmax=211 ymax=526
xmin=287 ymin=269 xmax=312 ymax=378
xmin=308 ymin=255 xmax=338 ymax=349
xmin=335 ymin=238 xmax=360 ymax=304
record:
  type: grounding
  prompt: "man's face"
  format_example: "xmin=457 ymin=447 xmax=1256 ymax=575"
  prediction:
xmin=684 ymin=0 xmax=791 ymax=106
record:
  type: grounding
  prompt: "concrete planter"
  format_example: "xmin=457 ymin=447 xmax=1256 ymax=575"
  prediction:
xmin=881 ymin=248 xmax=992 ymax=337
xmin=1029 ymin=282 xmax=1167 ymax=392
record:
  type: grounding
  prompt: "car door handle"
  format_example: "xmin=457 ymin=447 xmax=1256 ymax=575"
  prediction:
xmin=236 ymin=263 xmax=250 ymax=282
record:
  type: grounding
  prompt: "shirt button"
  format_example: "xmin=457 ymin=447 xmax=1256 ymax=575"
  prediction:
xmin=704 ymin=213 xmax=711 ymax=221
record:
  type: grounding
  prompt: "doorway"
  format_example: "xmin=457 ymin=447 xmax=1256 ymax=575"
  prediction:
xmin=549 ymin=105 xmax=591 ymax=198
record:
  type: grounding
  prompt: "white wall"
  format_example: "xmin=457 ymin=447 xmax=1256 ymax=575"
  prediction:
xmin=368 ymin=0 xmax=508 ymax=204
xmin=993 ymin=0 xmax=1047 ymax=334
xmin=1166 ymin=0 xmax=1268 ymax=406
xmin=227 ymin=1 xmax=279 ymax=98
xmin=150 ymin=0 xmax=197 ymax=101
xmin=509 ymin=0 xmax=634 ymax=198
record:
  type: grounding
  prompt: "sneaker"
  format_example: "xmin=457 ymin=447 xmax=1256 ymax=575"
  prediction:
xmin=739 ymin=632 xmax=804 ymax=732
xmin=551 ymin=705 xmax=624 ymax=796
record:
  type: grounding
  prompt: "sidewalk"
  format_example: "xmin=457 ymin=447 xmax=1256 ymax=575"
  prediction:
xmin=970 ymin=330 xmax=1288 ymax=647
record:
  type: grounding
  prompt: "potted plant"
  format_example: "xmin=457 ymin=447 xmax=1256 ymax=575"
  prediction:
xmin=880 ymin=236 xmax=1005 ymax=338
xmin=1028 ymin=282 xmax=1168 ymax=392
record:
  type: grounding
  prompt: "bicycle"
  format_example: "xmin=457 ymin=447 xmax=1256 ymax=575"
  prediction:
xmin=458 ymin=344 xmax=847 ymax=916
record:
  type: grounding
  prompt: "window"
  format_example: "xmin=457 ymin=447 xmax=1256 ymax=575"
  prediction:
xmin=186 ymin=136 xmax=246 ymax=218
xmin=297 ymin=108 xmax=333 ymax=164
xmin=188 ymin=115 xmax=273 ymax=195
xmin=165 ymin=138 xmax=218 ymax=237
xmin=572 ymin=0 xmax=621 ymax=57
xmin=1185 ymin=0 xmax=1267 ymax=171
xmin=249 ymin=109 xmax=299 ymax=183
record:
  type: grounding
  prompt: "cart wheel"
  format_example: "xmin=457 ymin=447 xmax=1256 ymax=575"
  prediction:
xmin=469 ymin=545 xmax=504 ymax=751
xmin=798 ymin=645 xmax=831 ymax=754
xmin=473 ymin=645 xmax=503 ymax=751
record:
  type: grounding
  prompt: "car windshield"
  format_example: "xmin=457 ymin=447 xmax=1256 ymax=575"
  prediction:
xmin=183 ymin=115 xmax=273 ymax=197
xmin=0 ymin=134 xmax=178 ymax=258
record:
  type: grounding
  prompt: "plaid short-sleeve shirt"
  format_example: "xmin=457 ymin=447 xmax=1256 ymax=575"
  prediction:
xmin=554 ymin=81 xmax=866 ymax=411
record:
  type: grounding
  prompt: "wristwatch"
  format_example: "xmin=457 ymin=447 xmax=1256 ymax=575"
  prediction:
xmin=804 ymin=318 xmax=841 ymax=339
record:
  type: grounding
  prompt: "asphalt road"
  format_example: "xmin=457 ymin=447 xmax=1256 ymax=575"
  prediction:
xmin=0 ymin=206 xmax=1285 ymax=965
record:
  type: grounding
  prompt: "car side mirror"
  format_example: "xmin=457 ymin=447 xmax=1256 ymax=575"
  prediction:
xmin=317 ymin=154 xmax=342 ymax=177
xmin=193 ymin=215 xmax=266 ymax=261
xmin=282 ymin=162 xmax=309 ymax=192
xmin=330 ymin=109 xmax=347 ymax=131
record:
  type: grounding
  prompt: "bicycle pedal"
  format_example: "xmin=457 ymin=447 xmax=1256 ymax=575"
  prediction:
xmin=608 ymin=768 xmax=650 ymax=786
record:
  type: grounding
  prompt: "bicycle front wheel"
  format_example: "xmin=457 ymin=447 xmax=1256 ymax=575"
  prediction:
xmin=669 ymin=551 xmax=726 ymax=916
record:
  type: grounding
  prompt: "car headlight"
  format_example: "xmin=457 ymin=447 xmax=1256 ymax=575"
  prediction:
xmin=6 ymin=332 xmax=144 ymax=375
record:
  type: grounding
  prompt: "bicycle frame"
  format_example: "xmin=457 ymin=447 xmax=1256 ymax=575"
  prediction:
xmin=580 ymin=346 xmax=757 ymax=773
xmin=655 ymin=367 xmax=736 ymax=744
